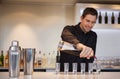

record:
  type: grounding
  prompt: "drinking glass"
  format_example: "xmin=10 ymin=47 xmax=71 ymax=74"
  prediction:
xmin=64 ymin=63 xmax=69 ymax=74
xmin=88 ymin=63 xmax=93 ymax=74
xmin=96 ymin=63 xmax=101 ymax=74
xmin=72 ymin=63 xmax=77 ymax=74
xmin=80 ymin=63 xmax=85 ymax=74
xmin=55 ymin=63 xmax=60 ymax=74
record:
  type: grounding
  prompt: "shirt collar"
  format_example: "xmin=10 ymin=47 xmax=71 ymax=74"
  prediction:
xmin=76 ymin=22 xmax=90 ymax=35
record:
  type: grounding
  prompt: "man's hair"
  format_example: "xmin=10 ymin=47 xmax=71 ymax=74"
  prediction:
xmin=82 ymin=7 xmax=98 ymax=18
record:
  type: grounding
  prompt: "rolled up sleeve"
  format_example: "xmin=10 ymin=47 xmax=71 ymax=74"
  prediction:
xmin=61 ymin=26 xmax=79 ymax=45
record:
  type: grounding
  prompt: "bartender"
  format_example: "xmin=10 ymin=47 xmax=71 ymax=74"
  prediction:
xmin=60 ymin=7 xmax=98 ymax=72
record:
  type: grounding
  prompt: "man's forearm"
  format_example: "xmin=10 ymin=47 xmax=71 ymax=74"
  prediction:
xmin=61 ymin=27 xmax=79 ymax=45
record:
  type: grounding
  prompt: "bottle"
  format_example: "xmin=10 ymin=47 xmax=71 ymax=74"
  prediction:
xmin=98 ymin=11 xmax=102 ymax=24
xmin=37 ymin=51 xmax=42 ymax=67
xmin=118 ymin=12 xmax=120 ymax=24
xmin=104 ymin=12 xmax=108 ymax=24
xmin=111 ymin=12 xmax=115 ymax=24
xmin=34 ymin=50 xmax=38 ymax=68
xmin=47 ymin=52 xmax=51 ymax=66
xmin=20 ymin=49 xmax=24 ymax=68
xmin=41 ymin=53 xmax=47 ymax=68
xmin=56 ymin=41 xmax=64 ymax=63
xmin=9 ymin=40 xmax=21 ymax=78
xmin=0 ymin=50 xmax=4 ymax=66
xmin=4 ymin=51 xmax=9 ymax=68
xmin=56 ymin=51 xmax=60 ymax=63
xmin=51 ymin=51 xmax=56 ymax=67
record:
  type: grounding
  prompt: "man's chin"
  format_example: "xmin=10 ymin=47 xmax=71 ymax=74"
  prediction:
xmin=85 ymin=30 xmax=90 ymax=33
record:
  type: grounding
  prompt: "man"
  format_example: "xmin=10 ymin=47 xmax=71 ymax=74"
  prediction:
xmin=60 ymin=7 xmax=98 ymax=72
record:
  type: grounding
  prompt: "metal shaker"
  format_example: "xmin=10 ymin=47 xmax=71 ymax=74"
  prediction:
xmin=23 ymin=48 xmax=35 ymax=75
xmin=9 ymin=40 xmax=21 ymax=78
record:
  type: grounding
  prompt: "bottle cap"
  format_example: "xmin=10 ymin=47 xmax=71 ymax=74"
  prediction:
xmin=11 ymin=40 xmax=19 ymax=46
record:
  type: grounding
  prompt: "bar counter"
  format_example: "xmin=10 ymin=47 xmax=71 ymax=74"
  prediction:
xmin=0 ymin=72 xmax=120 ymax=79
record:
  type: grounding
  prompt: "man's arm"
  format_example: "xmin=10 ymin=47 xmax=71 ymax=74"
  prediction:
xmin=61 ymin=26 xmax=96 ymax=59
xmin=61 ymin=26 xmax=79 ymax=46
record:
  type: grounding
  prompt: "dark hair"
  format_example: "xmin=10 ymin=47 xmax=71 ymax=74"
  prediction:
xmin=82 ymin=7 xmax=98 ymax=18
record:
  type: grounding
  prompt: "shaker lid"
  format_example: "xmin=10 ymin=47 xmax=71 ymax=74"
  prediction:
xmin=11 ymin=40 xmax=19 ymax=46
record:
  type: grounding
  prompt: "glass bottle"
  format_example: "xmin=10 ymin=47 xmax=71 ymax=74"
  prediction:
xmin=104 ymin=12 xmax=108 ymax=24
xmin=34 ymin=51 xmax=38 ymax=68
xmin=0 ymin=50 xmax=4 ymax=66
xmin=4 ymin=51 xmax=9 ymax=68
xmin=56 ymin=41 xmax=64 ymax=63
xmin=98 ymin=11 xmax=102 ymax=24
xmin=111 ymin=12 xmax=115 ymax=24
xmin=37 ymin=51 xmax=42 ymax=67
xmin=41 ymin=52 xmax=47 ymax=68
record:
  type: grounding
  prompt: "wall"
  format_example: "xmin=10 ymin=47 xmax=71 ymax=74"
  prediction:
xmin=0 ymin=4 xmax=75 ymax=53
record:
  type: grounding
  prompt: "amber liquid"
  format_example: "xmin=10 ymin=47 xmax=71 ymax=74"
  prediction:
xmin=4 ymin=52 xmax=9 ymax=68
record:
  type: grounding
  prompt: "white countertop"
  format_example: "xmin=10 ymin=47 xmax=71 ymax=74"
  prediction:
xmin=0 ymin=72 xmax=120 ymax=79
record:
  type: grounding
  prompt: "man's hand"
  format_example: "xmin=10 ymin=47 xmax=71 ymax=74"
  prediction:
xmin=76 ymin=43 xmax=94 ymax=59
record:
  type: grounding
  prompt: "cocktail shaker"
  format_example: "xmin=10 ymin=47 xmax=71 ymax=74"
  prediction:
xmin=9 ymin=40 xmax=21 ymax=78
xmin=23 ymin=48 xmax=35 ymax=75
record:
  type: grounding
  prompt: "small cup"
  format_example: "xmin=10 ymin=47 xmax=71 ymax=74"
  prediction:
xmin=64 ymin=63 xmax=69 ymax=74
xmin=55 ymin=63 xmax=60 ymax=74
xmin=88 ymin=63 xmax=93 ymax=74
xmin=80 ymin=63 xmax=85 ymax=74
xmin=23 ymin=48 xmax=35 ymax=75
xmin=96 ymin=63 xmax=101 ymax=74
xmin=72 ymin=63 xmax=77 ymax=74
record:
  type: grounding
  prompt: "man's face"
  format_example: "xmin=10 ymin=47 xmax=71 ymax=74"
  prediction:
xmin=80 ymin=14 xmax=97 ymax=33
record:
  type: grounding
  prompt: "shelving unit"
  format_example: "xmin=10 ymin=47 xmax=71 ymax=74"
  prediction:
xmin=75 ymin=3 xmax=120 ymax=26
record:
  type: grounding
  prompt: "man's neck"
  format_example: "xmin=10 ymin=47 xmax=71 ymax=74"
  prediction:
xmin=80 ymin=23 xmax=87 ymax=34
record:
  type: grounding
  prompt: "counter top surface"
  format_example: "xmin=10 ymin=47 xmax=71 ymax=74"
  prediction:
xmin=0 ymin=72 xmax=120 ymax=79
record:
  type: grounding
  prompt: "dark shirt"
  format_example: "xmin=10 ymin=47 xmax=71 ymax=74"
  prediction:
xmin=60 ymin=22 xmax=97 ymax=72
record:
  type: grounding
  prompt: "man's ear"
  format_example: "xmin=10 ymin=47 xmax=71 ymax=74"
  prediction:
xmin=80 ymin=16 xmax=83 ymax=21
xmin=80 ymin=16 xmax=83 ymax=20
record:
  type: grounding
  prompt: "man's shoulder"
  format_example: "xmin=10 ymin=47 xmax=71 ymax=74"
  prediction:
xmin=90 ymin=30 xmax=97 ymax=37
xmin=64 ymin=25 xmax=76 ymax=30
xmin=64 ymin=23 xmax=79 ymax=29
xmin=65 ymin=25 xmax=75 ymax=27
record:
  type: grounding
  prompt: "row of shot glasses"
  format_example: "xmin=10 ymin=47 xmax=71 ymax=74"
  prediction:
xmin=55 ymin=62 xmax=101 ymax=75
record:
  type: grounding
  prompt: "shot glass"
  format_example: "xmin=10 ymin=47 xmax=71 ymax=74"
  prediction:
xmin=72 ymin=63 xmax=77 ymax=74
xmin=88 ymin=63 xmax=93 ymax=74
xmin=80 ymin=63 xmax=85 ymax=74
xmin=96 ymin=63 xmax=101 ymax=74
xmin=55 ymin=63 xmax=60 ymax=74
xmin=64 ymin=63 xmax=69 ymax=74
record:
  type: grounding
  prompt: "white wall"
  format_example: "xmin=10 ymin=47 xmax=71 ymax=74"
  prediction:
xmin=0 ymin=4 xmax=75 ymax=53
xmin=93 ymin=29 xmax=120 ymax=57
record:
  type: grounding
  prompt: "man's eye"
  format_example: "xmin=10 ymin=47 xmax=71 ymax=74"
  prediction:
xmin=92 ymin=21 xmax=96 ymax=24
xmin=86 ymin=20 xmax=90 ymax=22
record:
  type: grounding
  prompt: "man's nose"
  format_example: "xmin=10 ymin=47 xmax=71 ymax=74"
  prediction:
xmin=88 ymin=22 xmax=93 ymax=28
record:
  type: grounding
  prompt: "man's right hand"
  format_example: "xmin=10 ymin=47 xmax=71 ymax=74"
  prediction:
xmin=76 ymin=43 xmax=94 ymax=59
